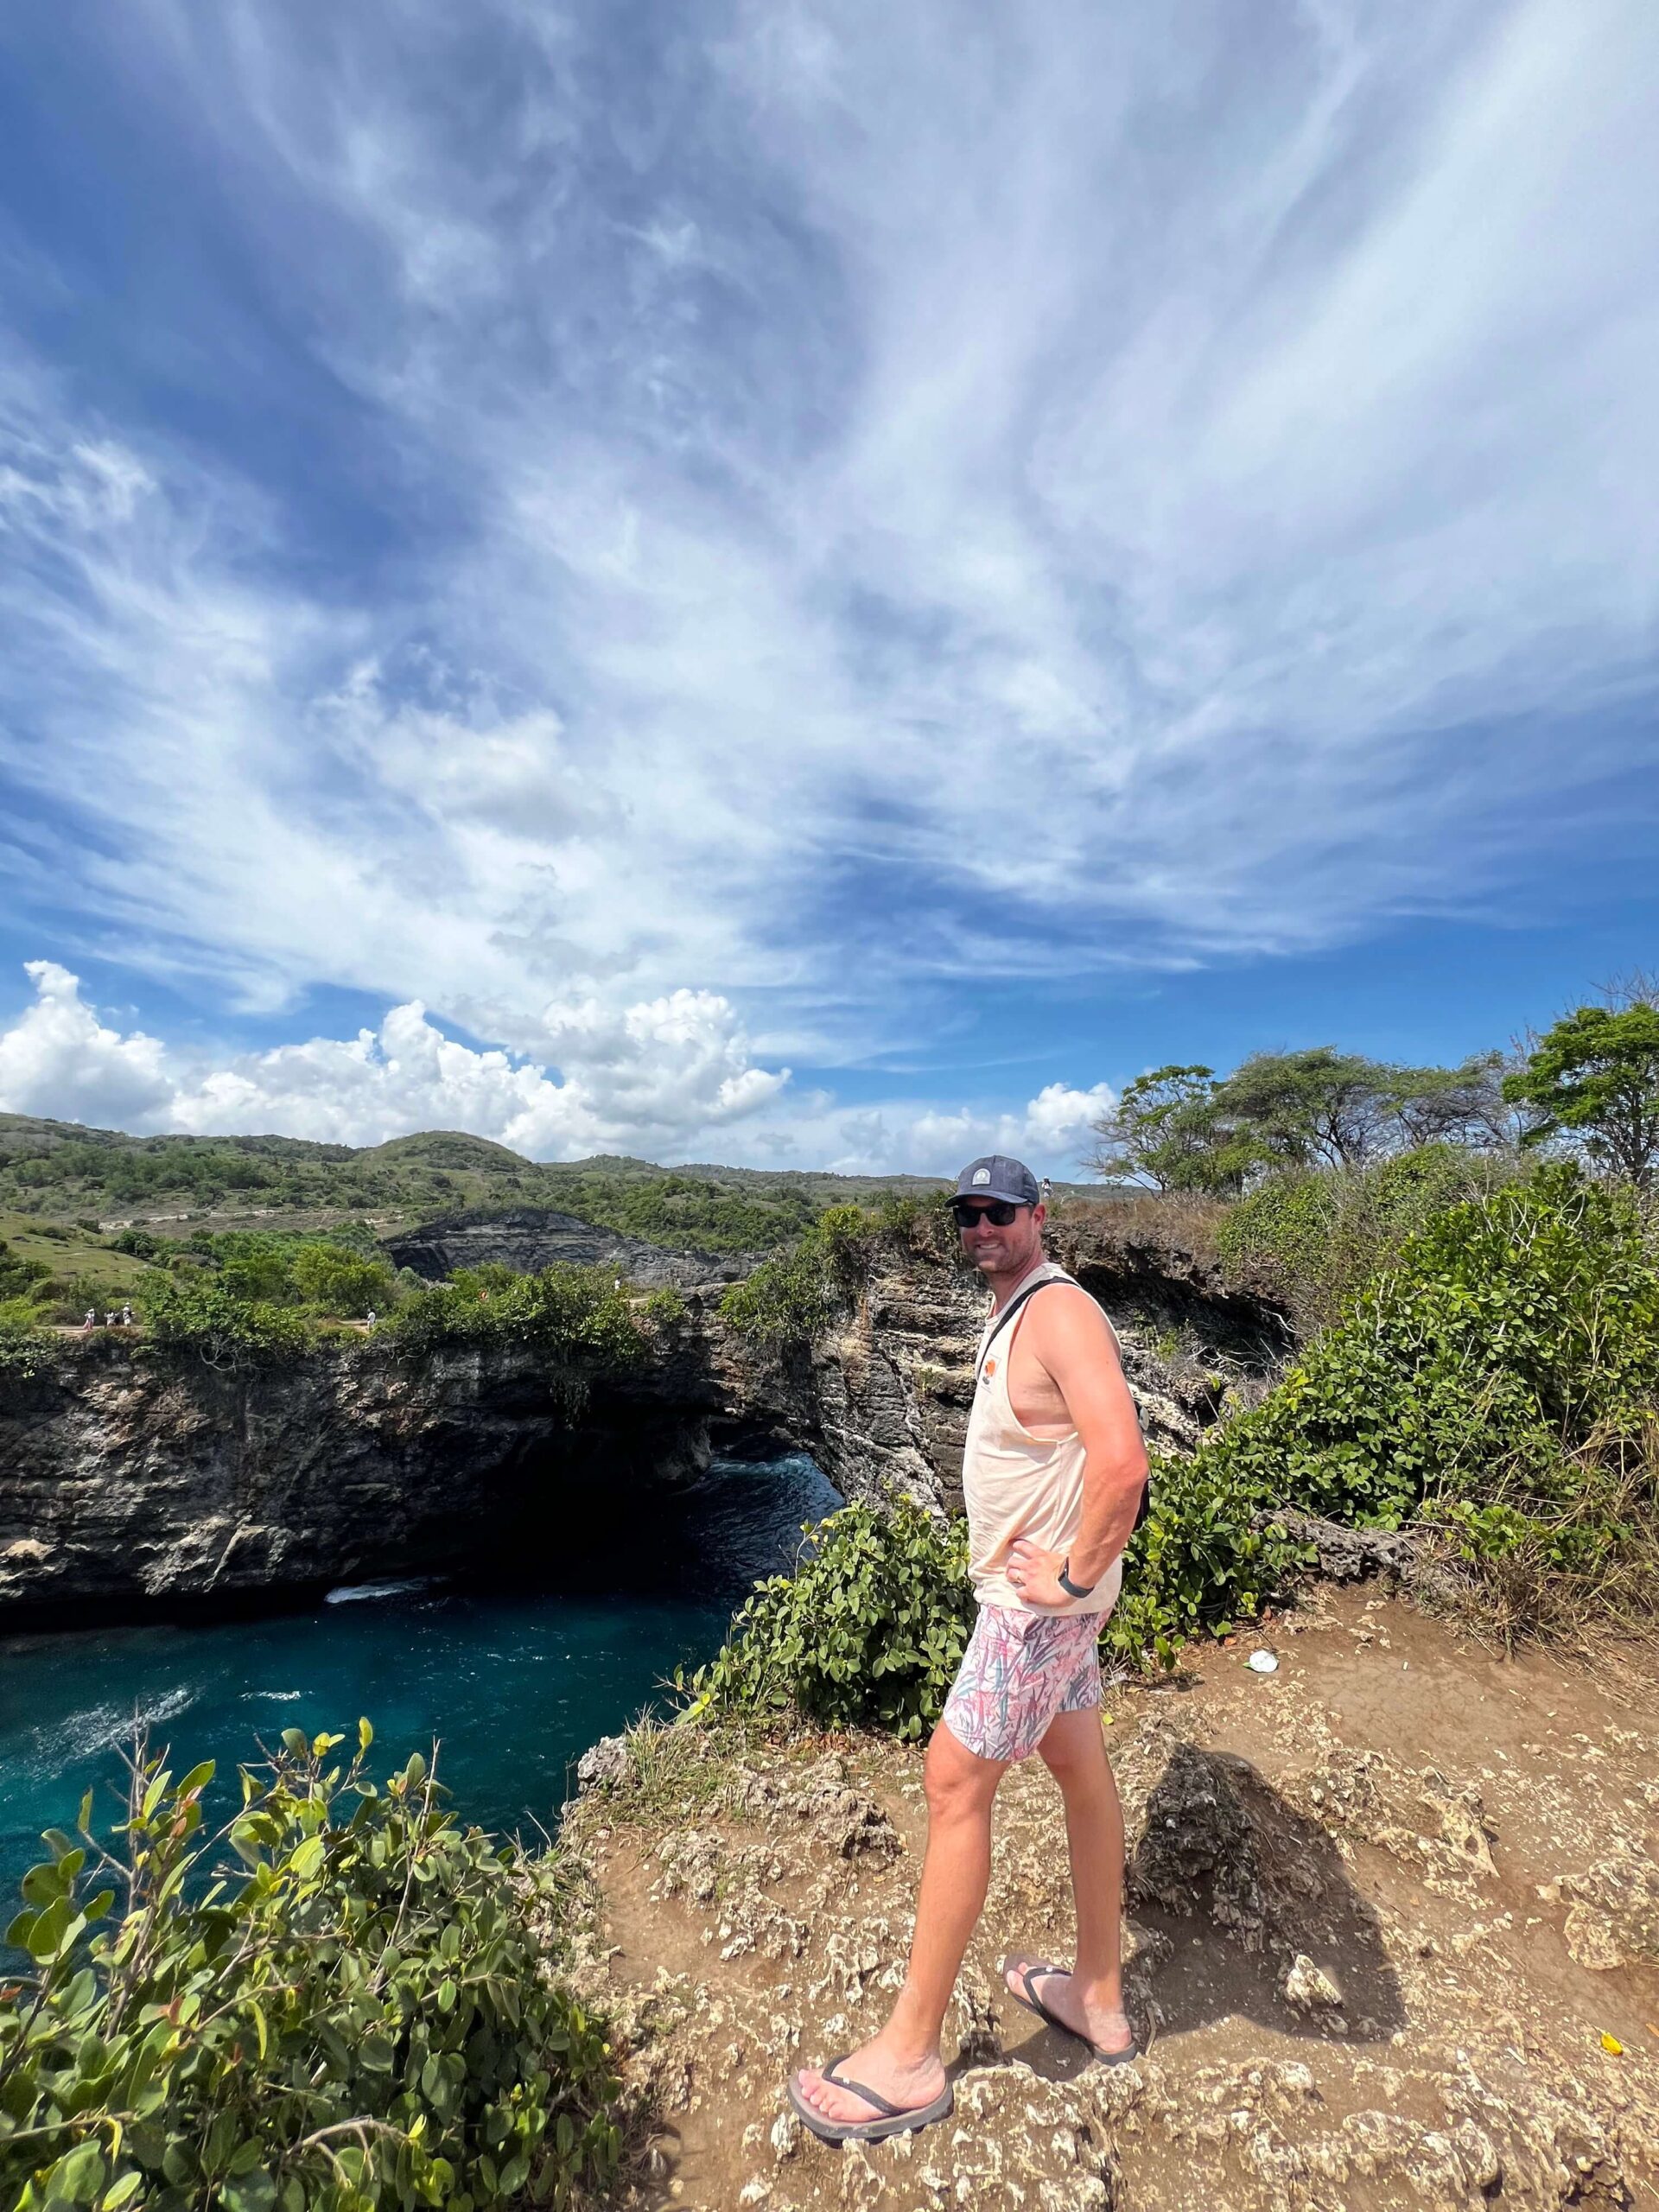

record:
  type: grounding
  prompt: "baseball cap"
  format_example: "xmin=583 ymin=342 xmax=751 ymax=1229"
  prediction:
xmin=953 ymin=1154 xmax=1041 ymax=1205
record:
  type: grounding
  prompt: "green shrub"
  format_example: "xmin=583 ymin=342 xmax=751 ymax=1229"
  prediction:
xmin=289 ymin=1246 xmax=397 ymax=1319
xmin=0 ymin=1724 xmax=620 ymax=2212
xmin=677 ymin=1497 xmax=973 ymax=1740
xmin=141 ymin=1276 xmax=316 ymax=1368
xmin=639 ymin=1286 xmax=687 ymax=1329
xmin=1216 ymin=1146 xmax=1515 ymax=1332
xmin=0 ymin=1300 xmax=52 ymax=1386
xmin=719 ymin=1204 xmax=880 ymax=1349
xmin=0 ymin=1240 xmax=50 ymax=1302
xmin=1122 ymin=1166 xmax=1659 ymax=1654
xmin=387 ymin=1265 xmax=645 ymax=1396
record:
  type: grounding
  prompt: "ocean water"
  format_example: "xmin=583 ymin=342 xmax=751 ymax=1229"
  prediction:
xmin=0 ymin=1452 xmax=840 ymax=1933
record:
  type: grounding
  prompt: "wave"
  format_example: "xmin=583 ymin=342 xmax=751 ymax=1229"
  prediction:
xmin=323 ymin=1579 xmax=434 ymax=1605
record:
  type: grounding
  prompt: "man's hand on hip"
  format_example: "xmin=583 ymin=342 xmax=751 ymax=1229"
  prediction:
xmin=1006 ymin=1538 xmax=1071 ymax=1609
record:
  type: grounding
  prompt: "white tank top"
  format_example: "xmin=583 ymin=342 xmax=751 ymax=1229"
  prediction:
xmin=961 ymin=1259 xmax=1125 ymax=1619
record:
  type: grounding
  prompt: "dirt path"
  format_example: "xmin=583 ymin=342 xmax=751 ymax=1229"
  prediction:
xmin=560 ymin=1585 xmax=1659 ymax=2212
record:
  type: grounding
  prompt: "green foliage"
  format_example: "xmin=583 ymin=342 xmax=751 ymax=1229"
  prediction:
xmin=639 ymin=1286 xmax=687 ymax=1329
xmin=387 ymin=1265 xmax=645 ymax=1388
xmin=533 ymin=1171 xmax=818 ymax=1255
xmin=0 ymin=1723 xmax=620 ymax=2212
xmin=287 ymin=1246 xmax=396 ymax=1319
xmin=718 ymin=1205 xmax=881 ymax=1349
xmin=1503 ymin=1002 xmax=1659 ymax=1187
xmin=1113 ymin=1167 xmax=1659 ymax=1656
xmin=0 ymin=1239 xmax=51 ymax=1302
xmin=1212 ymin=1048 xmax=1503 ymax=1172
xmin=1087 ymin=1065 xmax=1265 ymax=1195
xmin=1215 ymin=1147 xmax=1514 ymax=1330
xmin=0 ymin=1300 xmax=52 ymax=1384
xmin=677 ymin=1498 xmax=973 ymax=1740
xmin=141 ymin=1276 xmax=316 ymax=1369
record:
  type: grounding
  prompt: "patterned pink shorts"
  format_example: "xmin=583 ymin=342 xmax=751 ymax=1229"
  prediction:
xmin=940 ymin=1605 xmax=1104 ymax=1764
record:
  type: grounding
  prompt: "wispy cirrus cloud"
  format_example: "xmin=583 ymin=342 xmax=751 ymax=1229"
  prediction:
xmin=0 ymin=0 xmax=1656 ymax=1164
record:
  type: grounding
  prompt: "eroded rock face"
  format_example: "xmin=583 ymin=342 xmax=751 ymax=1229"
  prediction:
xmin=0 ymin=1222 xmax=1279 ymax=1619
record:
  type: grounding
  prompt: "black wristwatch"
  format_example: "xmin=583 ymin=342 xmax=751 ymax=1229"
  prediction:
xmin=1057 ymin=1556 xmax=1096 ymax=1599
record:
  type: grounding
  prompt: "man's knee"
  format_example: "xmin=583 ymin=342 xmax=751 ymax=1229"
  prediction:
xmin=1038 ymin=1707 xmax=1109 ymax=1785
xmin=925 ymin=1721 xmax=1003 ymax=1818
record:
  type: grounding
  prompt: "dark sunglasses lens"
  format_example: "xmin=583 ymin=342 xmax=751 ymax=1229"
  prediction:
xmin=953 ymin=1200 xmax=1018 ymax=1227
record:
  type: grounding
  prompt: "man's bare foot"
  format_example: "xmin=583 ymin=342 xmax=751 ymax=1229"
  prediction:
xmin=793 ymin=2031 xmax=948 ymax=2124
xmin=1003 ymin=1955 xmax=1135 ymax=2056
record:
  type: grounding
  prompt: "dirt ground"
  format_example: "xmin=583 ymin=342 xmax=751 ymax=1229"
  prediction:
xmin=559 ymin=1584 xmax=1659 ymax=2212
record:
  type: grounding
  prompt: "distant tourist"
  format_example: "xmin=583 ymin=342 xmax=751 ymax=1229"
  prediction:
xmin=105 ymin=1311 xmax=118 ymax=1328
xmin=790 ymin=1154 xmax=1148 ymax=2143
xmin=365 ymin=1309 xmax=377 ymax=1331
xmin=121 ymin=1305 xmax=133 ymax=1327
xmin=82 ymin=1308 xmax=96 ymax=1331
xmin=1040 ymin=1176 xmax=1053 ymax=1206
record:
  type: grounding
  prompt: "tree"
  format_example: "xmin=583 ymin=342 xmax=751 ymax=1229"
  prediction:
xmin=1213 ymin=1049 xmax=1400 ymax=1170
xmin=1387 ymin=1054 xmax=1509 ymax=1148
xmin=289 ymin=1243 xmax=397 ymax=1316
xmin=1502 ymin=1004 xmax=1659 ymax=1187
xmin=1086 ymin=1065 xmax=1263 ymax=1194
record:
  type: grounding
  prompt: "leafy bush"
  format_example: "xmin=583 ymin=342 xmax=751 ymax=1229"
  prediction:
xmin=1123 ymin=1166 xmax=1659 ymax=1653
xmin=677 ymin=1497 xmax=973 ymax=1740
xmin=387 ymin=1266 xmax=645 ymax=1394
xmin=141 ymin=1276 xmax=316 ymax=1369
xmin=288 ymin=1245 xmax=396 ymax=1319
xmin=0 ymin=1300 xmax=52 ymax=1385
xmin=639 ymin=1286 xmax=687 ymax=1329
xmin=0 ymin=1240 xmax=51 ymax=1302
xmin=0 ymin=1724 xmax=620 ymax=2212
xmin=719 ymin=1205 xmax=881 ymax=1348
xmin=1216 ymin=1146 xmax=1516 ymax=1332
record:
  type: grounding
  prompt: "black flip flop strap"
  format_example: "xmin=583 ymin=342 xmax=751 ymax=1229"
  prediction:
xmin=820 ymin=2056 xmax=904 ymax=2119
xmin=1014 ymin=1960 xmax=1067 ymax=2012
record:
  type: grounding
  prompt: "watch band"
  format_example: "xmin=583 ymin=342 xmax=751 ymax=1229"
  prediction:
xmin=1057 ymin=1556 xmax=1096 ymax=1599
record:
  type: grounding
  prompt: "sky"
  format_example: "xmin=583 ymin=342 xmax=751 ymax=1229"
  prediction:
xmin=0 ymin=0 xmax=1656 ymax=1177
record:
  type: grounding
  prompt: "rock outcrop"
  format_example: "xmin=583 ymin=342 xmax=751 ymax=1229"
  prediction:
xmin=0 ymin=1220 xmax=1280 ymax=1622
xmin=383 ymin=1206 xmax=750 ymax=1289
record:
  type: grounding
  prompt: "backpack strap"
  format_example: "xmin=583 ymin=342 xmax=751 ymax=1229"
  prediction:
xmin=976 ymin=1268 xmax=1154 ymax=1535
xmin=975 ymin=1268 xmax=1074 ymax=1384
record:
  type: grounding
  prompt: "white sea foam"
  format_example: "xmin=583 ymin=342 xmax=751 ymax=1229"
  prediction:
xmin=37 ymin=1684 xmax=197 ymax=1767
xmin=242 ymin=1690 xmax=302 ymax=1701
xmin=323 ymin=1579 xmax=430 ymax=1605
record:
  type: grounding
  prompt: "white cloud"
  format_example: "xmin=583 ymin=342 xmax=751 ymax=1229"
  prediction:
xmin=0 ymin=960 xmax=1106 ymax=1176
xmin=0 ymin=962 xmax=175 ymax=1129
xmin=0 ymin=963 xmax=789 ymax=1160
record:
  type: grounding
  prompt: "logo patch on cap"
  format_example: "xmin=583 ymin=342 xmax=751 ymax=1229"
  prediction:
xmin=972 ymin=1167 xmax=991 ymax=1185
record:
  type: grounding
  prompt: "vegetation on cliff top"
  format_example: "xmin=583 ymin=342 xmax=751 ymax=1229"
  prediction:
xmin=690 ymin=1164 xmax=1659 ymax=1732
xmin=0 ymin=1116 xmax=949 ymax=1253
xmin=0 ymin=1725 xmax=620 ymax=2212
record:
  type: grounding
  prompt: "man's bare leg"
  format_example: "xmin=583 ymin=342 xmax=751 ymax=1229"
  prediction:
xmin=794 ymin=1719 xmax=1007 ymax=2122
xmin=1002 ymin=1705 xmax=1135 ymax=2053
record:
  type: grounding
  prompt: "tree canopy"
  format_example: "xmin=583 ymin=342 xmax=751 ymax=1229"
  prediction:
xmin=1503 ymin=1004 xmax=1659 ymax=1188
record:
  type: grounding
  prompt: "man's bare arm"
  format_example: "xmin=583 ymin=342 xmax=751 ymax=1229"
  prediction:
xmin=1005 ymin=1287 xmax=1148 ymax=1608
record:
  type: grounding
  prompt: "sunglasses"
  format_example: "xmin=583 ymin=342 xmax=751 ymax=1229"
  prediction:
xmin=950 ymin=1198 xmax=1024 ymax=1228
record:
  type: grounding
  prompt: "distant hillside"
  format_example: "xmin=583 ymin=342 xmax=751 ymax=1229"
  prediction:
xmin=0 ymin=1114 xmax=963 ymax=1252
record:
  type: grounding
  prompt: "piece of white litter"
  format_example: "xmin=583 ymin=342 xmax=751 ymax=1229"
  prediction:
xmin=1247 ymin=1649 xmax=1279 ymax=1674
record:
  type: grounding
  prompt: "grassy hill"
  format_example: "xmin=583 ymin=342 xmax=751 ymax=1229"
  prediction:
xmin=0 ymin=1113 xmax=969 ymax=1253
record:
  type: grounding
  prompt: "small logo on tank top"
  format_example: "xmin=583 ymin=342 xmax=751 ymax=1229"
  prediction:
xmin=983 ymin=1357 xmax=997 ymax=1377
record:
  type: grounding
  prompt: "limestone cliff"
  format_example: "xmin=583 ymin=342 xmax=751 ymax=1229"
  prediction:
xmin=0 ymin=1224 xmax=1280 ymax=1623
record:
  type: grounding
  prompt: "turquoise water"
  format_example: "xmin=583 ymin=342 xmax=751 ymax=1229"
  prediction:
xmin=0 ymin=1452 xmax=838 ymax=1933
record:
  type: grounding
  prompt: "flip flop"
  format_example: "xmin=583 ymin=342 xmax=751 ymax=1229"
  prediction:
xmin=785 ymin=2055 xmax=956 ymax=2145
xmin=1000 ymin=1955 xmax=1141 ymax=2066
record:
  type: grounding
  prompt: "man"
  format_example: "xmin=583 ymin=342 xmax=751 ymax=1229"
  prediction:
xmin=788 ymin=1155 xmax=1149 ymax=2145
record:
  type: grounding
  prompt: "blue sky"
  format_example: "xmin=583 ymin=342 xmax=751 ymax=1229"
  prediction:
xmin=0 ymin=0 xmax=1656 ymax=1174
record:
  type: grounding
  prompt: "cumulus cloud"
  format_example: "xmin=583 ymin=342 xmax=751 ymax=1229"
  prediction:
xmin=0 ymin=963 xmax=790 ymax=1160
xmin=0 ymin=961 xmax=1108 ymax=1175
